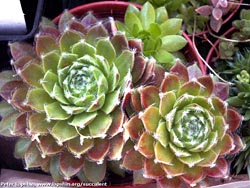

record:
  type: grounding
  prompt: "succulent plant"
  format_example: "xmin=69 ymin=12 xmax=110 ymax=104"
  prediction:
xmin=0 ymin=10 xmax=144 ymax=183
xmin=196 ymin=0 xmax=236 ymax=32
xmin=121 ymin=61 xmax=244 ymax=187
xmin=232 ymin=9 xmax=250 ymax=40
xmin=115 ymin=2 xmax=187 ymax=70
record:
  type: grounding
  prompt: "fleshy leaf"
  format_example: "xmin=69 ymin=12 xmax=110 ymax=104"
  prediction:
xmin=59 ymin=30 xmax=82 ymax=52
xmin=159 ymin=92 xmax=176 ymax=118
xmin=0 ymin=80 xmax=25 ymax=101
xmin=213 ymin=82 xmax=229 ymax=100
xmin=161 ymin=158 xmax=185 ymax=177
xmin=9 ymin=42 xmax=36 ymax=60
xmin=50 ymin=156 xmax=64 ymax=182
xmin=140 ymin=106 xmax=161 ymax=133
xmin=144 ymin=158 xmax=165 ymax=179
xmin=42 ymin=50 xmax=60 ymax=74
xmin=60 ymin=151 xmax=84 ymax=178
xmin=161 ymin=35 xmax=187 ymax=52
xmin=122 ymin=148 xmax=144 ymax=171
xmin=14 ymin=137 xmax=31 ymax=159
xmin=39 ymin=135 xmax=63 ymax=156
xmin=58 ymin=10 xmax=74 ymax=33
xmin=154 ymin=142 xmax=174 ymax=165
xmin=25 ymin=142 xmax=48 ymax=168
xmin=196 ymin=5 xmax=213 ymax=16
xmin=108 ymin=133 xmax=124 ymax=160
xmin=160 ymin=18 xmax=182 ymax=35
xmin=181 ymin=166 xmax=204 ymax=186
xmin=101 ymin=90 xmax=120 ymax=114
xmin=83 ymin=160 xmax=106 ymax=183
xmin=131 ymin=89 xmax=143 ymax=112
xmin=226 ymin=109 xmax=242 ymax=132
xmin=111 ymin=34 xmax=129 ymax=56
xmin=204 ymin=158 xmax=229 ymax=178
xmin=20 ymin=63 xmax=44 ymax=88
xmin=218 ymin=133 xmax=234 ymax=155
xmin=41 ymin=70 xmax=58 ymax=96
xmin=178 ymin=81 xmax=201 ymax=97
xmin=198 ymin=150 xmax=218 ymax=167
xmin=29 ymin=113 xmax=54 ymax=134
xmin=11 ymin=87 xmax=31 ymax=111
xmin=67 ymin=137 xmax=93 ymax=156
xmin=125 ymin=115 xmax=144 ymax=140
xmin=52 ymin=120 xmax=78 ymax=143
xmin=36 ymin=35 xmax=59 ymax=56
xmin=0 ymin=100 xmax=15 ymax=117
xmin=0 ymin=112 xmax=20 ymax=137
xmin=44 ymin=102 xmax=71 ymax=120
xmin=0 ymin=70 xmax=18 ymax=89
xmin=26 ymin=88 xmax=55 ymax=111
xmin=140 ymin=86 xmax=160 ymax=108
xmin=96 ymin=38 xmax=116 ymax=66
xmin=140 ymin=2 xmax=155 ymax=30
xmin=137 ymin=132 xmax=155 ymax=158
xmin=178 ymin=153 xmax=203 ymax=168
xmin=70 ymin=112 xmax=97 ymax=128
xmin=155 ymin=120 xmax=169 ymax=147
xmin=88 ymin=138 xmax=110 ymax=162
xmin=160 ymin=74 xmax=180 ymax=93
xmin=13 ymin=113 xmax=28 ymax=136
xmin=107 ymin=108 xmax=124 ymax=137
xmin=124 ymin=12 xmax=142 ymax=36
xmin=132 ymin=56 xmax=147 ymax=84
xmin=87 ymin=112 xmax=112 ymax=138
xmin=85 ymin=24 xmax=108 ymax=46
xmin=114 ymin=50 xmax=134 ymax=80
xmin=170 ymin=62 xmax=189 ymax=84
xmin=197 ymin=76 xmax=214 ymax=97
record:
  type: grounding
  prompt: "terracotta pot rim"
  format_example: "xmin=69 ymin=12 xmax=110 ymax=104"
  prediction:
xmin=53 ymin=1 xmax=142 ymax=23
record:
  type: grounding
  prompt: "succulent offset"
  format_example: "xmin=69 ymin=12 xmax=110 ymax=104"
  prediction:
xmin=116 ymin=2 xmax=187 ymax=69
xmin=122 ymin=62 xmax=244 ymax=187
xmin=0 ymin=10 xmax=145 ymax=182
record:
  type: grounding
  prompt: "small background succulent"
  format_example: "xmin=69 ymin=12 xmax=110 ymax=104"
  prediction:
xmin=215 ymin=9 xmax=250 ymax=60
xmin=196 ymin=0 xmax=239 ymax=32
xmin=129 ymin=0 xmax=210 ymax=34
xmin=121 ymin=61 xmax=244 ymax=187
xmin=0 ymin=10 xmax=142 ymax=183
xmin=115 ymin=2 xmax=188 ymax=70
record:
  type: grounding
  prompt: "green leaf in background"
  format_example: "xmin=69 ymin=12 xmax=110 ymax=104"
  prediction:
xmin=160 ymin=18 xmax=183 ymax=36
xmin=161 ymin=35 xmax=187 ymax=52
xmin=140 ymin=2 xmax=155 ymax=30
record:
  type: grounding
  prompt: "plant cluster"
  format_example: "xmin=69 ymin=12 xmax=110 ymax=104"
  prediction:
xmin=122 ymin=62 xmax=243 ymax=187
xmin=0 ymin=1 xmax=246 ymax=188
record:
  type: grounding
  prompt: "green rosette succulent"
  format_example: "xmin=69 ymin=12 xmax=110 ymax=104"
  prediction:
xmin=0 ymin=11 xmax=140 ymax=182
xmin=115 ymin=2 xmax=187 ymax=69
xmin=121 ymin=62 xmax=244 ymax=187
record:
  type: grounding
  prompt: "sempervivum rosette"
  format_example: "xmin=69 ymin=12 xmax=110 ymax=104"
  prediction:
xmin=0 ymin=11 xmax=137 ymax=182
xmin=122 ymin=62 xmax=244 ymax=187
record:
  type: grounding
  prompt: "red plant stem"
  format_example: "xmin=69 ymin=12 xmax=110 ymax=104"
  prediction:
xmin=206 ymin=27 xmax=236 ymax=65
